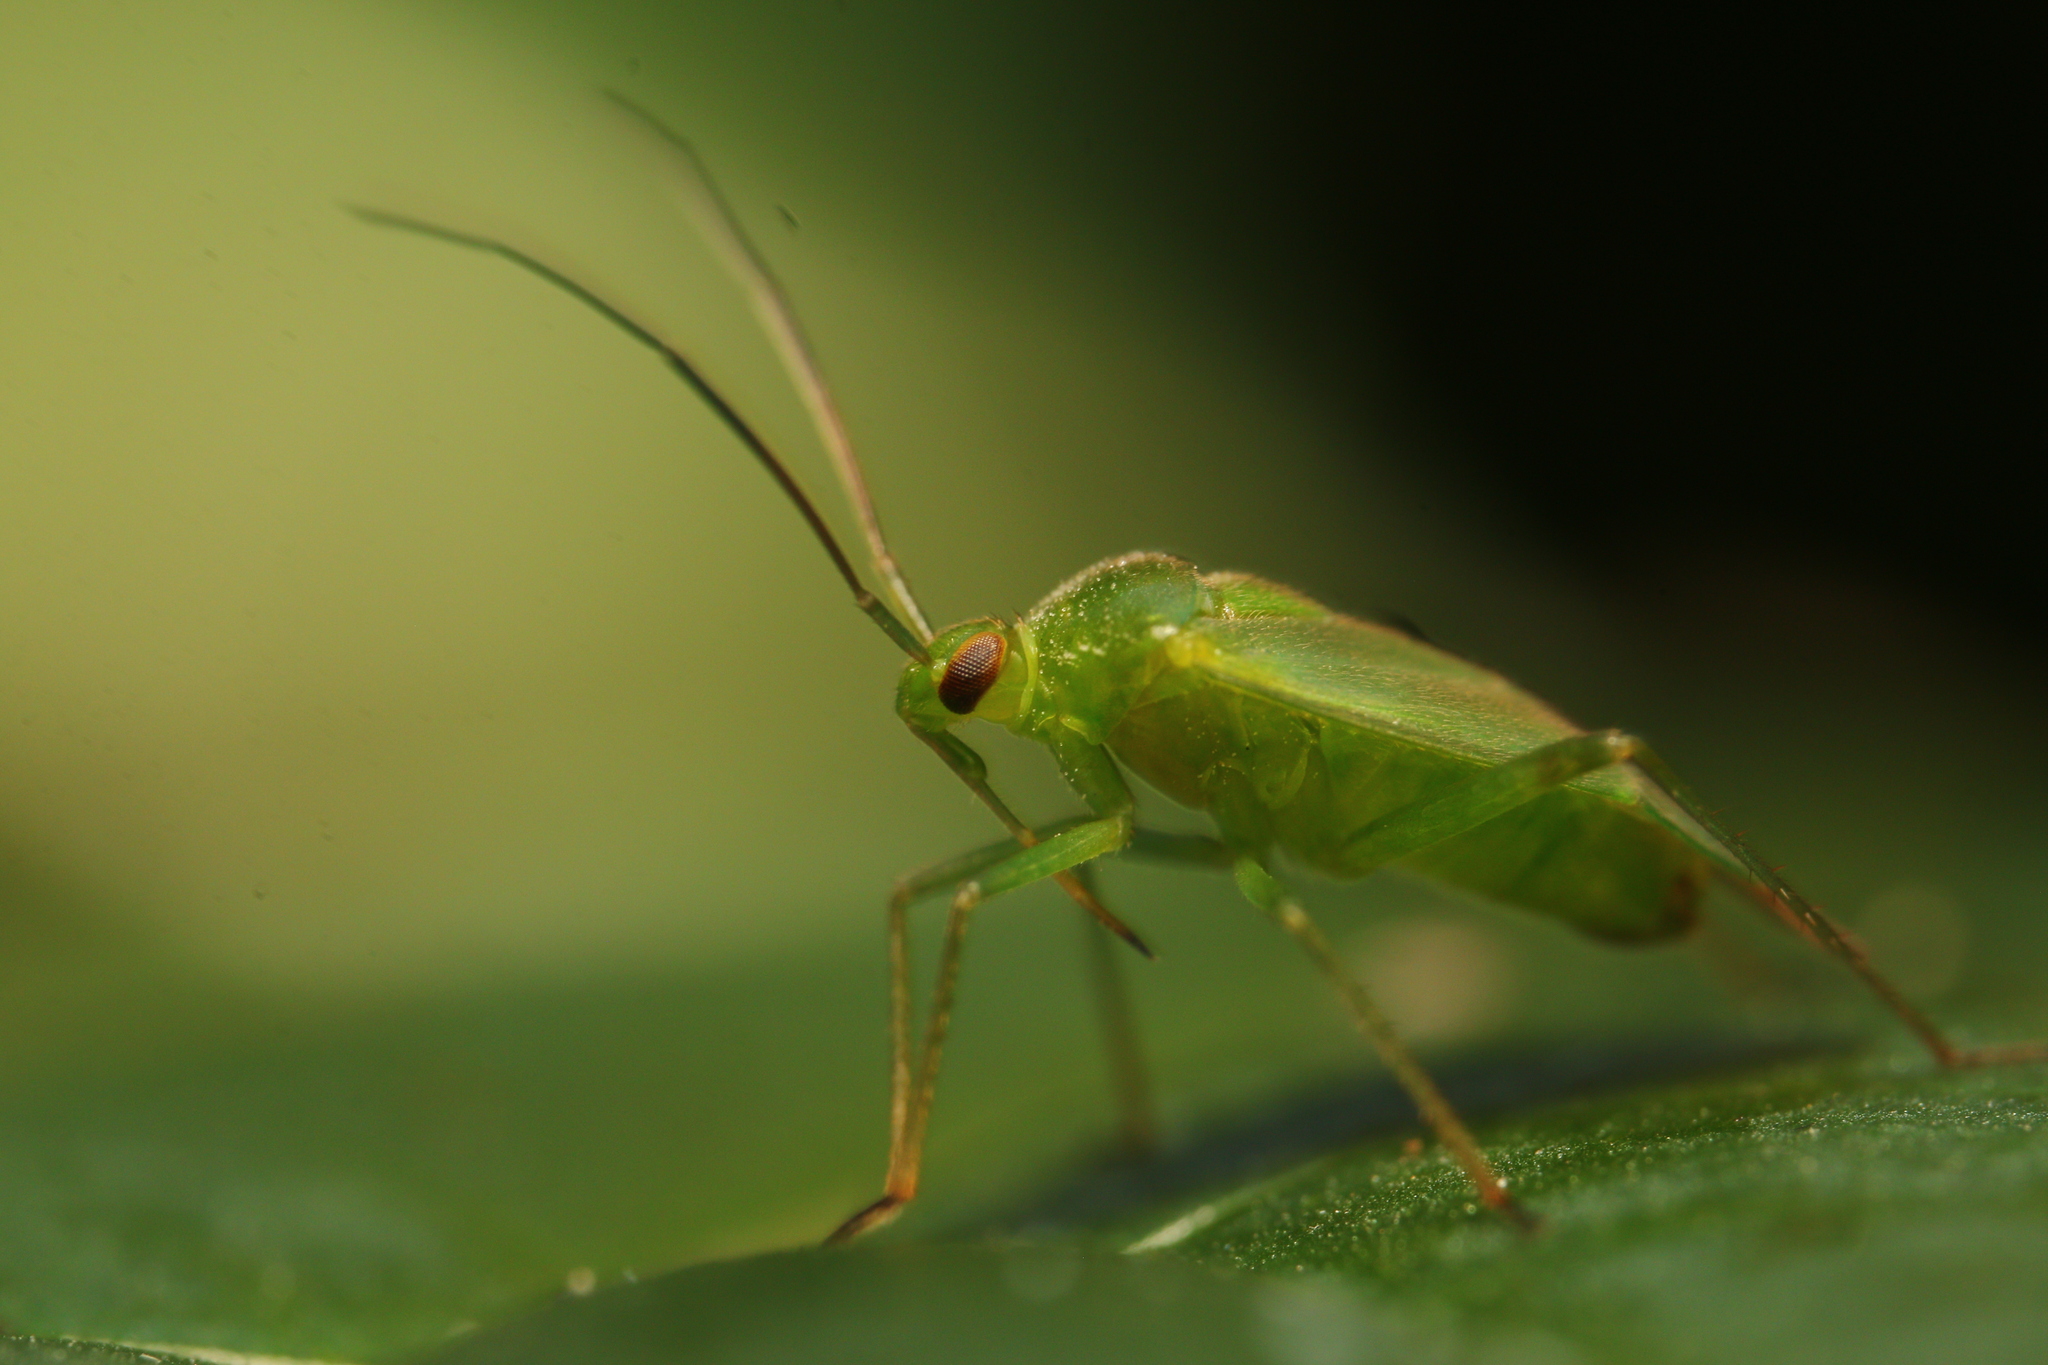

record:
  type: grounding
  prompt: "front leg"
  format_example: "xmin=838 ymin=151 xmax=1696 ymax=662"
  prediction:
xmin=1122 ymin=826 xmax=1533 ymax=1230
xmin=827 ymin=807 xmax=1135 ymax=1245
xmin=911 ymin=727 xmax=1151 ymax=955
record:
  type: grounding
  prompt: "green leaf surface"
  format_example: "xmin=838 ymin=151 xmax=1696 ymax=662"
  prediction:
xmin=412 ymin=1245 xmax=1279 ymax=1365
xmin=386 ymin=1053 xmax=2048 ymax=1365
xmin=5 ymin=901 xmax=2045 ymax=1364
xmin=1140 ymin=1057 xmax=2048 ymax=1365
xmin=0 ymin=1344 xmax=212 ymax=1365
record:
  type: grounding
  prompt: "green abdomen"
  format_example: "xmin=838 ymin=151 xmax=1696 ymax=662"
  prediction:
xmin=1109 ymin=673 xmax=1702 ymax=942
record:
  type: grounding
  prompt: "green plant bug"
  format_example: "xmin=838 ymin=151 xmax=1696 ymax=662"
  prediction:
xmin=357 ymin=95 xmax=2046 ymax=1243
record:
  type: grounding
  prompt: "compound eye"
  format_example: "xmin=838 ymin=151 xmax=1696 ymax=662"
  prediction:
xmin=938 ymin=630 xmax=1007 ymax=715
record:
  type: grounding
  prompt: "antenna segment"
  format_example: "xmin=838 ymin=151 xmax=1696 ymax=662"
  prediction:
xmin=608 ymin=93 xmax=935 ymax=643
xmin=349 ymin=206 xmax=931 ymax=664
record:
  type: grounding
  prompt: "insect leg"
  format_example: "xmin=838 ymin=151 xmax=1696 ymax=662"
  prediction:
xmin=1075 ymin=865 xmax=1158 ymax=1157
xmin=952 ymin=816 xmax=1134 ymax=904
xmin=1334 ymin=730 xmax=2044 ymax=1068
xmin=1129 ymin=829 xmax=1533 ymax=1223
xmin=873 ymin=802 xmax=1159 ymax=1154
xmin=827 ymin=833 xmax=1036 ymax=1245
xmin=1625 ymin=745 xmax=2048 ymax=1069
xmin=1231 ymin=855 xmax=1535 ymax=1231
xmin=826 ymin=816 xmax=1135 ymax=1244
xmin=1337 ymin=730 xmax=1643 ymax=870
xmin=1127 ymin=827 xmax=1236 ymax=869
xmin=910 ymin=727 xmax=1153 ymax=957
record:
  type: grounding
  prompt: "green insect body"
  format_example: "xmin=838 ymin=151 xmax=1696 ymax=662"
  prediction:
xmin=905 ymin=552 xmax=1707 ymax=945
xmin=360 ymin=94 xmax=2042 ymax=1248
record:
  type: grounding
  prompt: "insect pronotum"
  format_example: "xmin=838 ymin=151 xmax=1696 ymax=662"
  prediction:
xmin=357 ymin=95 xmax=2045 ymax=1242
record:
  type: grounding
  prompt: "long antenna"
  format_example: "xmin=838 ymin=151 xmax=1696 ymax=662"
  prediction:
xmin=606 ymin=93 xmax=935 ymax=643
xmin=349 ymin=205 xmax=931 ymax=664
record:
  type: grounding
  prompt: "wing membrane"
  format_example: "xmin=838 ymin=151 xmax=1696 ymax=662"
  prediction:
xmin=1177 ymin=614 xmax=1738 ymax=862
xmin=1179 ymin=614 xmax=1584 ymax=763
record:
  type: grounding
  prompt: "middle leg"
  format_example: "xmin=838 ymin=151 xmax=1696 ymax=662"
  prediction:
xmin=1124 ymin=828 xmax=1532 ymax=1229
xmin=1235 ymin=855 xmax=1533 ymax=1230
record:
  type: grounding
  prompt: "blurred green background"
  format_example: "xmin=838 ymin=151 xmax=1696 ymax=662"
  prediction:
xmin=2 ymin=0 xmax=2041 ymax=1359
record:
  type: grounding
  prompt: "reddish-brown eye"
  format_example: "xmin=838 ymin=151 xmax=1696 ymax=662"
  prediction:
xmin=938 ymin=631 xmax=1007 ymax=715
